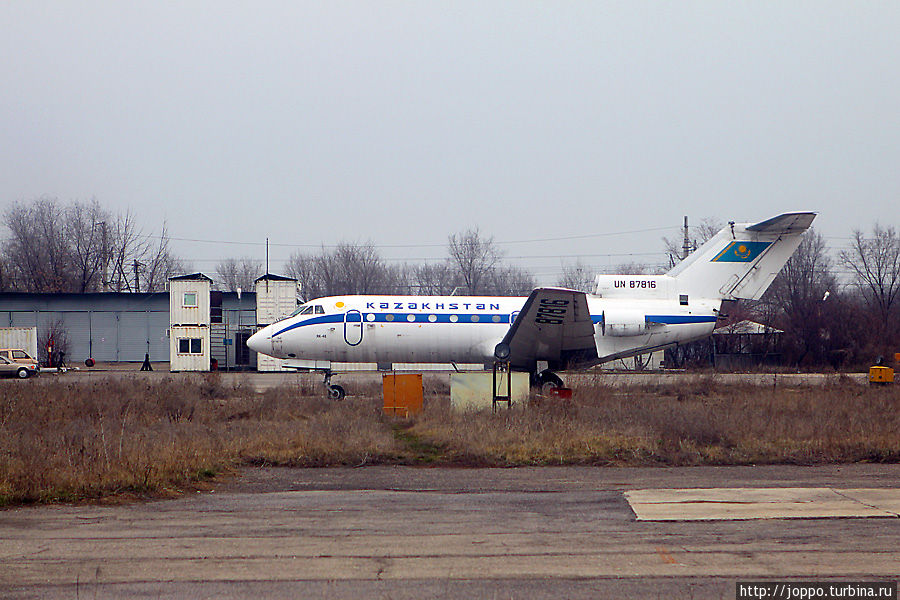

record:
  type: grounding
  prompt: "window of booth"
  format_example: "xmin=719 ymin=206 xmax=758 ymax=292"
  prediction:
xmin=178 ymin=338 xmax=203 ymax=354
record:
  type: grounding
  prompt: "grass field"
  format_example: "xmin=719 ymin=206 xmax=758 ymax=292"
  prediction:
xmin=1 ymin=374 xmax=898 ymax=506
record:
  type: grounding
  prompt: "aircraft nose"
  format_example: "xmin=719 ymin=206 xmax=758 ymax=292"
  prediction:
xmin=246 ymin=329 xmax=272 ymax=356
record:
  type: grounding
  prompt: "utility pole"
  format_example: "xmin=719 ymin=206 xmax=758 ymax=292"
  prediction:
xmin=99 ymin=221 xmax=108 ymax=292
xmin=133 ymin=260 xmax=141 ymax=293
xmin=682 ymin=216 xmax=691 ymax=260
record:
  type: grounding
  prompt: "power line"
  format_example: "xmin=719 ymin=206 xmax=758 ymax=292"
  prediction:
xmin=187 ymin=251 xmax=670 ymax=264
xmin=145 ymin=225 xmax=681 ymax=250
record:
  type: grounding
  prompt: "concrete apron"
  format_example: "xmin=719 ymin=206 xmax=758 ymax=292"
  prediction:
xmin=625 ymin=487 xmax=900 ymax=520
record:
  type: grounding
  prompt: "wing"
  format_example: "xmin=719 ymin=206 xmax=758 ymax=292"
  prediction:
xmin=497 ymin=287 xmax=598 ymax=370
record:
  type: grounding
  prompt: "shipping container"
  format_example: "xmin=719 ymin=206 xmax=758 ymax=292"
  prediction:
xmin=0 ymin=327 xmax=38 ymax=361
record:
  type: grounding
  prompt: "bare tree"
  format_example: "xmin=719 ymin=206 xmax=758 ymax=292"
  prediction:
xmin=2 ymin=197 xmax=182 ymax=293
xmin=105 ymin=211 xmax=142 ymax=291
xmin=101 ymin=212 xmax=182 ymax=292
xmin=215 ymin=257 xmax=263 ymax=292
xmin=285 ymin=253 xmax=321 ymax=301
xmin=446 ymin=227 xmax=502 ymax=295
xmin=489 ymin=265 xmax=535 ymax=296
xmin=840 ymin=224 xmax=900 ymax=342
xmin=560 ymin=261 xmax=663 ymax=291
xmin=0 ymin=257 xmax=9 ymax=292
xmin=610 ymin=262 xmax=653 ymax=275
xmin=557 ymin=260 xmax=595 ymax=292
xmin=764 ymin=229 xmax=837 ymax=365
xmin=66 ymin=200 xmax=110 ymax=292
xmin=141 ymin=225 xmax=184 ymax=292
xmin=3 ymin=198 xmax=74 ymax=291
xmin=38 ymin=318 xmax=69 ymax=368
xmin=330 ymin=242 xmax=400 ymax=294
xmin=413 ymin=262 xmax=457 ymax=295
xmin=286 ymin=242 xmax=403 ymax=300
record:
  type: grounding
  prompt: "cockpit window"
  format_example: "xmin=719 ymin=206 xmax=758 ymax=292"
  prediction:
xmin=290 ymin=304 xmax=324 ymax=317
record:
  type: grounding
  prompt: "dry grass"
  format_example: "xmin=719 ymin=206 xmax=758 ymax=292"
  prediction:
xmin=2 ymin=374 xmax=899 ymax=506
xmin=409 ymin=375 xmax=900 ymax=466
xmin=0 ymin=374 xmax=400 ymax=505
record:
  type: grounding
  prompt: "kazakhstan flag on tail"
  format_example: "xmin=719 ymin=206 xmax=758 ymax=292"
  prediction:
xmin=711 ymin=241 xmax=771 ymax=262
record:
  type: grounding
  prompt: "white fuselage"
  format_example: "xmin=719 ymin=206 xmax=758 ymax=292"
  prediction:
xmin=248 ymin=212 xmax=817 ymax=374
xmin=248 ymin=293 xmax=719 ymax=369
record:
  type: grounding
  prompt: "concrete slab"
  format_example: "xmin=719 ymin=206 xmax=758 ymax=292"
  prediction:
xmin=840 ymin=488 xmax=900 ymax=516
xmin=625 ymin=487 xmax=900 ymax=521
xmin=449 ymin=371 xmax=530 ymax=410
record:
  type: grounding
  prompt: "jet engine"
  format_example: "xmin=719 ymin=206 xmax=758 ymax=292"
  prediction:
xmin=602 ymin=308 xmax=659 ymax=337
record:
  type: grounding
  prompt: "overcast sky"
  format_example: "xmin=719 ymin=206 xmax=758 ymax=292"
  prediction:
xmin=2 ymin=1 xmax=898 ymax=282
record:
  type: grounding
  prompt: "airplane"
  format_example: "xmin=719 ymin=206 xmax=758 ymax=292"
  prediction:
xmin=248 ymin=212 xmax=816 ymax=399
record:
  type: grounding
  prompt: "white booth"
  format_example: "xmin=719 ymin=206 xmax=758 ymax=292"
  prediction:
xmin=168 ymin=273 xmax=212 ymax=372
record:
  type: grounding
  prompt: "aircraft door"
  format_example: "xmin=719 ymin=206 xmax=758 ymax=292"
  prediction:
xmin=343 ymin=310 xmax=363 ymax=346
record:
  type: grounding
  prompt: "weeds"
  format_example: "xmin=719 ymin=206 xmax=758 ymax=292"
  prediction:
xmin=407 ymin=376 xmax=900 ymax=467
xmin=0 ymin=376 xmax=401 ymax=505
xmin=1 ymin=374 xmax=899 ymax=506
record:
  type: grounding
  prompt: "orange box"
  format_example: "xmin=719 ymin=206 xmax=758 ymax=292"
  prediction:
xmin=869 ymin=366 xmax=894 ymax=384
xmin=383 ymin=373 xmax=423 ymax=417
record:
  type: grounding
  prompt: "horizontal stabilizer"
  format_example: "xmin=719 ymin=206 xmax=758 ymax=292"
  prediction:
xmin=746 ymin=212 xmax=816 ymax=234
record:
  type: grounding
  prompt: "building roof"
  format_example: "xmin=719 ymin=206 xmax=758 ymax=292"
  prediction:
xmin=254 ymin=273 xmax=296 ymax=282
xmin=168 ymin=273 xmax=213 ymax=282
xmin=0 ymin=290 xmax=255 ymax=312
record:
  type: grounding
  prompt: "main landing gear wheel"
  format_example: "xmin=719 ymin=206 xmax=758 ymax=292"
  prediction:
xmin=535 ymin=369 xmax=563 ymax=391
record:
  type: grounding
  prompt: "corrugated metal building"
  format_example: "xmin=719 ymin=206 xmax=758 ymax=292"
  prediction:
xmin=0 ymin=290 xmax=256 ymax=365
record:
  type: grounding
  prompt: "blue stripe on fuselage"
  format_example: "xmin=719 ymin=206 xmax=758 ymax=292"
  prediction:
xmin=274 ymin=314 xmax=344 ymax=337
xmin=646 ymin=315 xmax=717 ymax=325
xmin=272 ymin=312 xmax=716 ymax=337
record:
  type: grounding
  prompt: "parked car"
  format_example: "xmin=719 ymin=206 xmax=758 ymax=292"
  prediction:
xmin=0 ymin=348 xmax=37 ymax=364
xmin=0 ymin=355 xmax=38 ymax=378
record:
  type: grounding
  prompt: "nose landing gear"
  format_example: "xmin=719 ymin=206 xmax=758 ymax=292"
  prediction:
xmin=322 ymin=370 xmax=346 ymax=400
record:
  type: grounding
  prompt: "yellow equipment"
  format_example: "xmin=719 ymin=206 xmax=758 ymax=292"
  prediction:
xmin=869 ymin=366 xmax=895 ymax=385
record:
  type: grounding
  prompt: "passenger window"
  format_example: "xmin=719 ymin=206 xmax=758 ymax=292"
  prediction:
xmin=314 ymin=305 xmax=325 ymax=314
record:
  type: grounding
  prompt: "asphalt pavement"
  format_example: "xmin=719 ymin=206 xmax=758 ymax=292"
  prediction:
xmin=2 ymin=464 xmax=898 ymax=599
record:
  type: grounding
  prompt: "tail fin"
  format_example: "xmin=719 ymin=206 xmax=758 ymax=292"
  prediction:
xmin=667 ymin=212 xmax=816 ymax=301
